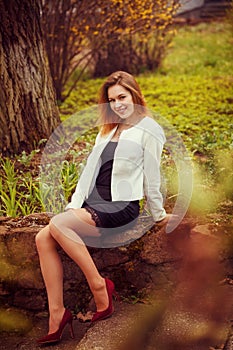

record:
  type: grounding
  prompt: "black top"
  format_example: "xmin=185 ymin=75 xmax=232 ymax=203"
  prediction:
xmin=83 ymin=141 xmax=140 ymax=229
xmin=88 ymin=141 xmax=118 ymax=202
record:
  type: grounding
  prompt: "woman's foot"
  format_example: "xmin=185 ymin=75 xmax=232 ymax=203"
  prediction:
xmin=91 ymin=278 xmax=118 ymax=322
xmin=48 ymin=307 xmax=66 ymax=334
xmin=37 ymin=309 xmax=74 ymax=345
xmin=91 ymin=277 xmax=109 ymax=312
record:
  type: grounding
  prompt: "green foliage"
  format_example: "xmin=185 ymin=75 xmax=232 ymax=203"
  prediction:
xmin=0 ymin=143 xmax=91 ymax=217
xmin=1 ymin=21 xmax=232 ymax=218
xmin=59 ymin=78 xmax=102 ymax=119
xmin=61 ymin=22 xmax=233 ymax=154
xmin=15 ymin=149 xmax=40 ymax=167
xmin=141 ymin=74 xmax=233 ymax=154
xmin=0 ymin=159 xmax=20 ymax=217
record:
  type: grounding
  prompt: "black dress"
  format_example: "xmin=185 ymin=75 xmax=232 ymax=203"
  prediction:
xmin=82 ymin=141 xmax=140 ymax=229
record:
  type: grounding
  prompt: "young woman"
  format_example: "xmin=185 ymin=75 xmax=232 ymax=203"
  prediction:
xmin=36 ymin=71 xmax=167 ymax=345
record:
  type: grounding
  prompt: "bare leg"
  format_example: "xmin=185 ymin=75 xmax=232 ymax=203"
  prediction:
xmin=35 ymin=225 xmax=65 ymax=333
xmin=35 ymin=209 xmax=108 ymax=334
xmin=49 ymin=209 xmax=109 ymax=312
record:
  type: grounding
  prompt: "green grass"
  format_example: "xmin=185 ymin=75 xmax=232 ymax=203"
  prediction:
xmin=139 ymin=74 xmax=233 ymax=153
xmin=60 ymin=21 xmax=233 ymax=155
xmin=162 ymin=21 xmax=233 ymax=76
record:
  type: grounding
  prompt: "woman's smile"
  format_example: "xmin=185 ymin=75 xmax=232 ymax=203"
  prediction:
xmin=115 ymin=105 xmax=127 ymax=115
xmin=108 ymin=84 xmax=134 ymax=119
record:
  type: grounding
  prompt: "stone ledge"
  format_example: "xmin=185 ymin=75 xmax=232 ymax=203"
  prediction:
xmin=1 ymin=213 xmax=229 ymax=313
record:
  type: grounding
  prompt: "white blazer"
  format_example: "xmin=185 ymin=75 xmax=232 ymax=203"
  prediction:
xmin=66 ymin=116 xmax=166 ymax=222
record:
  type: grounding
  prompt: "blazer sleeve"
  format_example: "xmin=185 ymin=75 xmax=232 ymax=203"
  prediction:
xmin=143 ymin=126 xmax=166 ymax=222
xmin=65 ymin=131 xmax=102 ymax=210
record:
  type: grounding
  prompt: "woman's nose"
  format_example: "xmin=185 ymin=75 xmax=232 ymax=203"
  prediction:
xmin=115 ymin=100 xmax=121 ymax=108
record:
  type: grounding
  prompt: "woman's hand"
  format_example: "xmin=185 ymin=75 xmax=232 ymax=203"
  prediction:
xmin=156 ymin=214 xmax=175 ymax=227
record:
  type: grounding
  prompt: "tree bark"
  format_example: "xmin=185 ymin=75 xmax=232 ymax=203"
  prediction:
xmin=0 ymin=0 xmax=60 ymax=155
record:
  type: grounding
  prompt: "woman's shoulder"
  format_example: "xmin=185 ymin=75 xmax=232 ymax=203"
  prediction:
xmin=140 ymin=115 xmax=162 ymax=129
xmin=139 ymin=116 xmax=165 ymax=141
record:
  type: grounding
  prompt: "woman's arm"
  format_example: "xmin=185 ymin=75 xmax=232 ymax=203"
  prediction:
xmin=143 ymin=126 xmax=166 ymax=222
xmin=65 ymin=132 xmax=103 ymax=210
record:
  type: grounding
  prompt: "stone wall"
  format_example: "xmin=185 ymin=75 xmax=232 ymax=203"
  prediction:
xmin=0 ymin=213 xmax=231 ymax=313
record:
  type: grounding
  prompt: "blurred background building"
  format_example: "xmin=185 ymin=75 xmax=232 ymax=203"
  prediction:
xmin=177 ymin=0 xmax=231 ymax=20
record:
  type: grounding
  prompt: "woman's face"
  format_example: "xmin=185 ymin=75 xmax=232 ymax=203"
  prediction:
xmin=108 ymin=84 xmax=134 ymax=120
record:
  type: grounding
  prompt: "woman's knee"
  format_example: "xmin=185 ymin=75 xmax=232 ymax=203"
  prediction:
xmin=49 ymin=210 xmax=100 ymax=239
xmin=35 ymin=225 xmax=53 ymax=250
xmin=49 ymin=212 xmax=67 ymax=239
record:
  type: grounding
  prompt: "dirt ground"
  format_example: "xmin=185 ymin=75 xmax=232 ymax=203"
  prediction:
xmin=0 ymin=291 xmax=232 ymax=350
xmin=0 ymin=310 xmax=90 ymax=350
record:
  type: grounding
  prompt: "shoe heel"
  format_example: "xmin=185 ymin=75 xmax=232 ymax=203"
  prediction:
xmin=69 ymin=320 xmax=75 ymax=339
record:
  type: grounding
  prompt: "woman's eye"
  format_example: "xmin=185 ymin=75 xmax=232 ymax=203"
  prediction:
xmin=120 ymin=95 xmax=125 ymax=100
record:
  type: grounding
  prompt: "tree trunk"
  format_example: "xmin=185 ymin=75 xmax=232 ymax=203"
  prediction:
xmin=0 ymin=0 xmax=60 ymax=155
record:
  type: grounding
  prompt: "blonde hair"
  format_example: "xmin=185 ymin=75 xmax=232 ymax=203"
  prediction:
xmin=98 ymin=71 xmax=147 ymax=135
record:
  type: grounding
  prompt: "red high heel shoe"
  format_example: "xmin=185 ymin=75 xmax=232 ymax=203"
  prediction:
xmin=37 ymin=309 xmax=74 ymax=345
xmin=91 ymin=278 xmax=119 ymax=322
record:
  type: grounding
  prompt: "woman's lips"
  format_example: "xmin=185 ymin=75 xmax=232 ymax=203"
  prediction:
xmin=115 ymin=106 xmax=127 ymax=114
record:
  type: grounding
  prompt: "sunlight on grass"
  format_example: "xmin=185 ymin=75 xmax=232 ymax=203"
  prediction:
xmin=162 ymin=21 xmax=233 ymax=76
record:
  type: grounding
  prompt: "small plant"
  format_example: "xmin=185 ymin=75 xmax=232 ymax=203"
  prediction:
xmin=0 ymin=159 xmax=20 ymax=217
xmin=61 ymin=160 xmax=80 ymax=201
xmin=16 ymin=149 xmax=40 ymax=166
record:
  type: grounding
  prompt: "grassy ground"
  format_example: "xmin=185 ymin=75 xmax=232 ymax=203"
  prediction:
xmin=161 ymin=21 xmax=233 ymax=76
